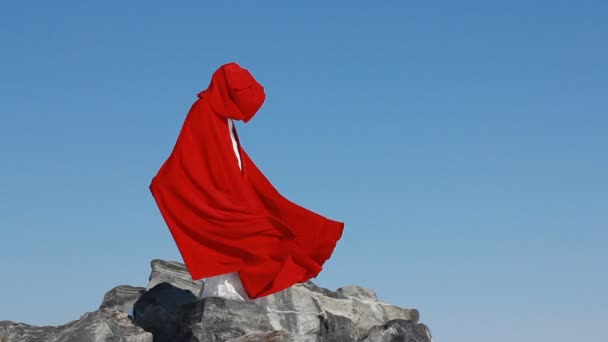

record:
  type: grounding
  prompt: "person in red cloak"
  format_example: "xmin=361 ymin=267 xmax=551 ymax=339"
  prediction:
xmin=149 ymin=62 xmax=345 ymax=300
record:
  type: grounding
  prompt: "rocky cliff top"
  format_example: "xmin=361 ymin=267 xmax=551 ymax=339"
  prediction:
xmin=1 ymin=259 xmax=432 ymax=342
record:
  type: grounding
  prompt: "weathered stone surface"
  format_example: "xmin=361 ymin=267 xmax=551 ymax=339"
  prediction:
xmin=336 ymin=286 xmax=378 ymax=301
xmin=133 ymin=282 xmax=198 ymax=342
xmin=254 ymin=280 xmax=419 ymax=339
xmin=181 ymin=297 xmax=274 ymax=342
xmin=227 ymin=330 xmax=311 ymax=342
xmin=359 ymin=319 xmax=433 ymax=342
xmin=318 ymin=311 xmax=359 ymax=342
xmin=0 ymin=308 xmax=152 ymax=342
xmin=0 ymin=321 xmax=65 ymax=342
xmin=147 ymin=259 xmax=204 ymax=297
xmin=100 ymin=285 xmax=146 ymax=315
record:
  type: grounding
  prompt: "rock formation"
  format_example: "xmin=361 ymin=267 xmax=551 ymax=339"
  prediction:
xmin=0 ymin=309 xmax=152 ymax=342
xmin=0 ymin=259 xmax=432 ymax=342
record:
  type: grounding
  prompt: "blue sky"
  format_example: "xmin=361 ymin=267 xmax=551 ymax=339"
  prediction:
xmin=1 ymin=1 xmax=606 ymax=341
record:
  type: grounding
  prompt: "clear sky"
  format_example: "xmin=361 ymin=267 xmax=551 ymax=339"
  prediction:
xmin=1 ymin=1 xmax=606 ymax=342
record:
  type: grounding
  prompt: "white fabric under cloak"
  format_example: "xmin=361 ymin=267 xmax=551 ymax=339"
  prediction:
xmin=198 ymin=118 xmax=250 ymax=301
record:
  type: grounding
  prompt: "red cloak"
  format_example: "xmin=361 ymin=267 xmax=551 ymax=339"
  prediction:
xmin=149 ymin=62 xmax=344 ymax=299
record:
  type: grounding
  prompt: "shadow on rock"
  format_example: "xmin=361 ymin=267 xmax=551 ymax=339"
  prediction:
xmin=180 ymin=297 xmax=274 ymax=342
xmin=360 ymin=319 xmax=433 ymax=342
xmin=133 ymin=282 xmax=198 ymax=342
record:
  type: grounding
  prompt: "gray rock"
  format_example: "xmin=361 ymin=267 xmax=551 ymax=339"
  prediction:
xmin=301 ymin=281 xmax=347 ymax=299
xmin=147 ymin=259 xmax=204 ymax=297
xmin=255 ymin=281 xmax=419 ymax=339
xmin=133 ymin=282 xmax=198 ymax=342
xmin=227 ymin=330 xmax=312 ymax=342
xmin=359 ymin=319 xmax=433 ymax=342
xmin=0 ymin=309 xmax=152 ymax=342
xmin=336 ymin=286 xmax=378 ymax=301
xmin=0 ymin=321 xmax=64 ymax=342
xmin=318 ymin=311 xmax=359 ymax=342
xmin=100 ymin=285 xmax=146 ymax=315
xmin=181 ymin=297 xmax=274 ymax=342
xmin=1 ymin=259 xmax=432 ymax=342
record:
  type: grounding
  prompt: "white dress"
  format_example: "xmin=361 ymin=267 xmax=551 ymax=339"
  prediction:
xmin=198 ymin=118 xmax=250 ymax=301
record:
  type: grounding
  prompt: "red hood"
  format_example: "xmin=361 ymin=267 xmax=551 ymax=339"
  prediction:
xmin=198 ymin=62 xmax=266 ymax=123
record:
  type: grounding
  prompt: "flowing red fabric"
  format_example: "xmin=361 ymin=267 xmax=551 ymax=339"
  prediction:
xmin=149 ymin=62 xmax=344 ymax=299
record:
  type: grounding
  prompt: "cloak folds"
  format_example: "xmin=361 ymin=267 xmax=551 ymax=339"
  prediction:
xmin=149 ymin=62 xmax=344 ymax=299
